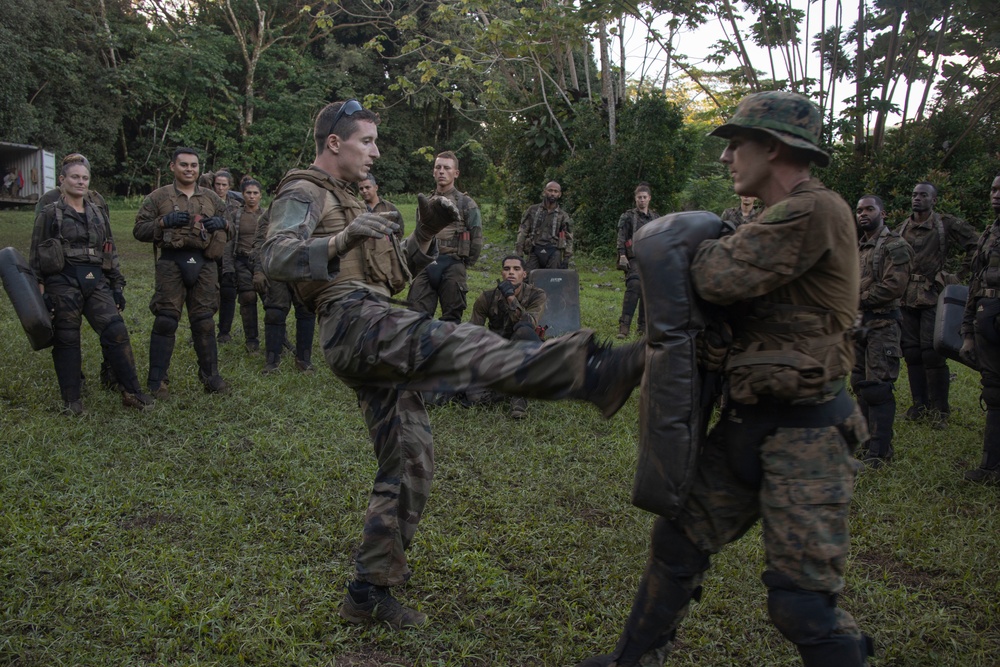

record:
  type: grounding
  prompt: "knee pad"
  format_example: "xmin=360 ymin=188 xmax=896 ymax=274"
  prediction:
xmin=99 ymin=318 xmax=129 ymax=347
xmin=625 ymin=272 xmax=641 ymax=290
xmin=857 ymin=380 xmax=894 ymax=406
xmin=238 ymin=290 xmax=257 ymax=307
xmin=189 ymin=313 xmax=214 ymax=335
xmin=152 ymin=314 xmax=179 ymax=337
xmin=264 ymin=307 xmax=288 ymax=326
xmin=53 ymin=324 xmax=81 ymax=349
xmin=902 ymin=346 xmax=923 ymax=365
xmin=765 ymin=576 xmax=837 ymax=645
xmin=650 ymin=519 xmax=711 ymax=579
xmin=220 ymin=283 xmax=237 ymax=300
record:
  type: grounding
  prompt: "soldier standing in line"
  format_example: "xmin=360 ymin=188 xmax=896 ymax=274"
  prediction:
xmin=214 ymin=170 xmax=243 ymax=344
xmin=359 ymin=174 xmax=403 ymax=239
xmin=895 ymin=181 xmax=978 ymax=428
xmin=467 ymin=254 xmax=547 ymax=419
xmin=852 ymin=195 xmax=913 ymax=469
xmin=721 ymin=195 xmax=759 ymax=228
xmin=30 ymin=157 xmax=154 ymax=414
xmin=406 ymin=151 xmax=482 ymax=322
xmin=958 ymin=173 xmax=1000 ymax=486
xmin=222 ymin=178 xmax=264 ymax=355
xmin=133 ymin=147 xmax=231 ymax=398
xmin=578 ymin=91 xmax=872 ymax=667
xmin=616 ymin=183 xmax=659 ymax=339
xmin=515 ymin=181 xmax=573 ymax=272
xmin=261 ymin=99 xmax=645 ymax=631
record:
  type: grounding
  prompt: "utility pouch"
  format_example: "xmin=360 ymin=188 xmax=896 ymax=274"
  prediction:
xmin=101 ymin=240 xmax=114 ymax=271
xmin=363 ymin=236 xmax=408 ymax=295
xmin=74 ymin=265 xmax=104 ymax=298
xmin=726 ymin=343 xmax=828 ymax=404
xmin=457 ymin=230 xmax=471 ymax=258
xmin=204 ymin=230 xmax=227 ymax=260
xmin=36 ymin=238 xmax=65 ymax=275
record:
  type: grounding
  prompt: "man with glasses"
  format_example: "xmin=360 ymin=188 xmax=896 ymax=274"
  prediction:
xmin=262 ymin=99 xmax=645 ymax=632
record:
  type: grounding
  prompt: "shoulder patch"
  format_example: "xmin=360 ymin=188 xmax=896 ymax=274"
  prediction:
xmin=886 ymin=238 xmax=912 ymax=265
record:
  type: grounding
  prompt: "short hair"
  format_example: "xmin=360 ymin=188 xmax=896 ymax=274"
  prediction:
xmin=915 ymin=181 xmax=938 ymax=197
xmin=172 ymin=147 xmax=200 ymax=162
xmin=859 ymin=194 xmax=885 ymax=211
xmin=501 ymin=254 xmax=526 ymax=270
xmin=436 ymin=151 xmax=459 ymax=169
xmin=635 ymin=183 xmax=651 ymax=195
xmin=314 ymin=100 xmax=381 ymax=155
xmin=361 ymin=174 xmax=377 ymax=185
xmin=213 ymin=170 xmax=233 ymax=186
xmin=242 ymin=179 xmax=262 ymax=191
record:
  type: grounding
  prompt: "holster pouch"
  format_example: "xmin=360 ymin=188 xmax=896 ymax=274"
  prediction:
xmin=632 ymin=211 xmax=724 ymax=518
xmin=73 ymin=264 xmax=104 ymax=298
xmin=36 ymin=238 xmax=65 ymax=275
xmin=162 ymin=248 xmax=206 ymax=289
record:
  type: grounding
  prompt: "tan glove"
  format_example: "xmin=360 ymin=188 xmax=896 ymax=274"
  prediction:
xmin=696 ymin=321 xmax=733 ymax=372
xmin=415 ymin=193 xmax=460 ymax=243
xmin=332 ymin=212 xmax=399 ymax=256
xmin=618 ymin=254 xmax=630 ymax=271
xmin=253 ymin=271 xmax=268 ymax=295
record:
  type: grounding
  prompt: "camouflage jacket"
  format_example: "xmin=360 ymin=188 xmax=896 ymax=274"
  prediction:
xmin=469 ymin=282 xmax=547 ymax=337
xmin=894 ymin=211 xmax=978 ymax=308
xmin=133 ymin=183 xmax=228 ymax=254
xmin=962 ymin=217 xmax=1000 ymax=336
xmin=223 ymin=206 xmax=264 ymax=273
xmin=421 ymin=185 xmax=482 ymax=265
xmin=858 ymin=225 xmax=913 ymax=315
xmin=721 ymin=206 xmax=758 ymax=228
xmin=617 ymin=208 xmax=659 ymax=258
xmin=30 ymin=196 xmax=125 ymax=290
xmin=692 ymin=177 xmax=858 ymax=400
xmin=515 ymin=203 xmax=573 ymax=259
xmin=261 ymin=166 xmax=436 ymax=311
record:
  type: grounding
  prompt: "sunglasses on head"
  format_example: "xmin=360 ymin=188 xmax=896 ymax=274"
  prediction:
xmin=322 ymin=99 xmax=364 ymax=138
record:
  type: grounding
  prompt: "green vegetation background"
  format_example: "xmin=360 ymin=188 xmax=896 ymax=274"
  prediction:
xmin=1 ymin=205 xmax=998 ymax=666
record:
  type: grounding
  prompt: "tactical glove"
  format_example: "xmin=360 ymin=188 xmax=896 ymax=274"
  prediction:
xmin=252 ymin=271 xmax=268 ymax=295
xmin=113 ymin=290 xmax=126 ymax=312
xmin=960 ymin=336 xmax=978 ymax=369
xmin=203 ymin=216 xmax=227 ymax=233
xmin=497 ymin=280 xmax=516 ymax=299
xmin=162 ymin=211 xmax=190 ymax=228
xmin=696 ymin=320 xmax=732 ymax=372
xmin=42 ymin=291 xmax=55 ymax=316
xmin=414 ymin=193 xmax=460 ymax=243
xmin=332 ymin=212 xmax=398 ymax=256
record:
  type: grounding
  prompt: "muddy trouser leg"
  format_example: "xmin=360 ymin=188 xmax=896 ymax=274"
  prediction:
xmin=149 ymin=259 xmax=188 ymax=389
xmin=235 ymin=257 xmax=258 ymax=345
xmin=48 ymin=278 xmax=85 ymax=403
xmin=850 ymin=339 xmax=869 ymax=424
xmin=263 ymin=280 xmax=291 ymax=367
xmin=353 ymin=387 xmax=433 ymax=588
xmin=619 ymin=265 xmax=641 ymax=330
xmin=292 ymin=297 xmax=315 ymax=365
xmin=900 ymin=307 xmax=927 ymax=411
xmin=437 ymin=261 xmax=468 ymax=323
xmin=188 ymin=260 xmax=222 ymax=382
xmin=86 ymin=283 xmax=142 ymax=394
xmin=855 ymin=323 xmax=902 ymax=460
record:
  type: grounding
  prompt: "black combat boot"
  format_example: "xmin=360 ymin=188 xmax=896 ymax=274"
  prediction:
xmin=864 ymin=401 xmax=895 ymax=467
xmin=905 ymin=362 xmax=928 ymax=420
xmin=294 ymin=316 xmax=315 ymax=372
xmin=241 ymin=303 xmax=260 ymax=355
xmin=964 ymin=408 xmax=1000 ymax=485
xmin=192 ymin=325 xmax=228 ymax=394
xmin=579 ymin=339 xmax=646 ymax=418
xmin=52 ymin=345 xmax=84 ymax=415
xmin=339 ymin=581 xmax=426 ymax=630
xmin=147 ymin=333 xmax=175 ymax=399
xmin=262 ymin=323 xmax=285 ymax=374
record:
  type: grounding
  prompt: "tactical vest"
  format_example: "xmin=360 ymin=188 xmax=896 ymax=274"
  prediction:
xmin=435 ymin=189 xmax=477 ymax=258
xmin=36 ymin=201 xmax=114 ymax=275
xmin=623 ymin=210 xmax=657 ymax=258
xmin=971 ymin=222 xmax=1000 ymax=297
xmin=151 ymin=187 xmax=226 ymax=258
xmin=527 ymin=205 xmax=567 ymax=248
xmin=726 ymin=302 xmax=850 ymax=405
xmin=276 ymin=169 xmax=410 ymax=296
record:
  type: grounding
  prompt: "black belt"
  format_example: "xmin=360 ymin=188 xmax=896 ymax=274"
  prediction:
xmin=732 ymin=385 xmax=854 ymax=429
xmin=862 ymin=308 xmax=901 ymax=323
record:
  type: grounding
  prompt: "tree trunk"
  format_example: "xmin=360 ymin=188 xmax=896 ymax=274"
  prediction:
xmin=854 ymin=0 xmax=866 ymax=152
xmin=917 ymin=11 xmax=949 ymax=122
xmin=872 ymin=3 xmax=904 ymax=150
xmin=599 ymin=21 xmax=616 ymax=145
xmin=721 ymin=0 xmax=760 ymax=90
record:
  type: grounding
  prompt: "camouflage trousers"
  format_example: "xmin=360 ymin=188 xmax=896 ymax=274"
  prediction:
xmin=320 ymin=290 xmax=593 ymax=586
xmin=149 ymin=251 xmax=219 ymax=322
xmin=852 ymin=319 xmax=902 ymax=384
xmin=620 ymin=263 xmax=645 ymax=329
xmin=407 ymin=255 xmax=468 ymax=323
xmin=629 ymin=400 xmax=868 ymax=655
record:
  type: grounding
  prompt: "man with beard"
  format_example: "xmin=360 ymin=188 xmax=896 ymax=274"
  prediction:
xmin=515 ymin=181 xmax=573 ymax=271
xmin=852 ymin=195 xmax=913 ymax=468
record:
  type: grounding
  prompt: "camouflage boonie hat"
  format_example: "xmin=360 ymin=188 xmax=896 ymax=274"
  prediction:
xmin=710 ymin=91 xmax=830 ymax=167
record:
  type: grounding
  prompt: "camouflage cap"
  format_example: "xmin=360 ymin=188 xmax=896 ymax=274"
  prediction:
xmin=710 ymin=91 xmax=830 ymax=167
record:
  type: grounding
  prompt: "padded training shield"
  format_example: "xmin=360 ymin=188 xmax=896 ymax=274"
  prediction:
xmin=0 ymin=246 xmax=53 ymax=350
xmin=529 ymin=269 xmax=581 ymax=337
xmin=933 ymin=284 xmax=970 ymax=368
xmin=632 ymin=212 xmax=723 ymax=518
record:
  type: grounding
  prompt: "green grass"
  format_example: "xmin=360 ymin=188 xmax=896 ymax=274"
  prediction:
xmin=1 ymin=205 xmax=998 ymax=666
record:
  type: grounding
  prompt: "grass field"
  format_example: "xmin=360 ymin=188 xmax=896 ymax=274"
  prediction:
xmin=0 ymin=203 xmax=998 ymax=666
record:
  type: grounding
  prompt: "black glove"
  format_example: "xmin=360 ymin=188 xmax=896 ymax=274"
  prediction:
xmin=42 ymin=292 xmax=55 ymax=315
xmin=162 ymin=211 xmax=190 ymax=228
xmin=697 ymin=320 xmax=733 ymax=372
xmin=203 ymin=216 xmax=226 ymax=233
xmin=497 ymin=280 xmax=516 ymax=299
xmin=113 ymin=290 xmax=126 ymax=312
xmin=959 ymin=336 xmax=978 ymax=369
xmin=221 ymin=272 xmax=236 ymax=289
